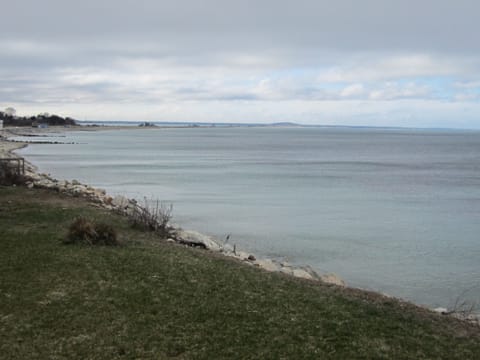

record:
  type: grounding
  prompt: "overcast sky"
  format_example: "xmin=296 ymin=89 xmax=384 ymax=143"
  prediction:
xmin=1 ymin=0 xmax=480 ymax=128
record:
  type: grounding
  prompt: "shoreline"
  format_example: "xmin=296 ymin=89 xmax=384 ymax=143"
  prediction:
xmin=2 ymin=126 xmax=478 ymax=325
xmin=1 ymin=126 xmax=345 ymax=286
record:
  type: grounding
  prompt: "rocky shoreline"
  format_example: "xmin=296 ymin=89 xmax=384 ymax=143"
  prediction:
xmin=3 ymin=129 xmax=480 ymax=326
xmin=1 ymin=131 xmax=345 ymax=286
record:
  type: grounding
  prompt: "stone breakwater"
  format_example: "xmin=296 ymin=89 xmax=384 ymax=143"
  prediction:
xmin=23 ymin=168 xmax=345 ymax=287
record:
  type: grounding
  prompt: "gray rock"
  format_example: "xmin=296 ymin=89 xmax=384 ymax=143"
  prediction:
xmin=176 ymin=230 xmax=222 ymax=251
xmin=279 ymin=266 xmax=294 ymax=276
xmin=95 ymin=188 xmax=106 ymax=196
xmin=112 ymin=195 xmax=129 ymax=209
xmin=70 ymin=185 xmax=86 ymax=196
xmin=254 ymin=259 xmax=279 ymax=272
xmin=292 ymin=268 xmax=314 ymax=280
xmin=319 ymin=273 xmax=346 ymax=287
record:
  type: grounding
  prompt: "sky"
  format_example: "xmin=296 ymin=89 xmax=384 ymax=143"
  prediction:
xmin=1 ymin=0 xmax=480 ymax=128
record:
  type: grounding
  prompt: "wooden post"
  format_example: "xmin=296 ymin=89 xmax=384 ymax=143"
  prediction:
xmin=0 ymin=157 xmax=26 ymax=176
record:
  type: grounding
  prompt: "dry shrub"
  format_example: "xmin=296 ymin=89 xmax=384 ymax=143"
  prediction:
xmin=93 ymin=222 xmax=118 ymax=246
xmin=65 ymin=217 xmax=96 ymax=245
xmin=65 ymin=217 xmax=118 ymax=246
xmin=129 ymin=198 xmax=174 ymax=238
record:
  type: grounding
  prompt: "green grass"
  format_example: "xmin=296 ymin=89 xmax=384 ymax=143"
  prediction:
xmin=1 ymin=186 xmax=479 ymax=359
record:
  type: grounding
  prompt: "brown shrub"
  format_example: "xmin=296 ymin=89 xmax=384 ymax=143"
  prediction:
xmin=129 ymin=198 xmax=174 ymax=238
xmin=65 ymin=217 xmax=118 ymax=246
xmin=93 ymin=222 xmax=118 ymax=246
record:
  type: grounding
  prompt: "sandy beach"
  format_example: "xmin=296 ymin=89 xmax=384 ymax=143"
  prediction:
xmin=0 ymin=134 xmax=26 ymax=157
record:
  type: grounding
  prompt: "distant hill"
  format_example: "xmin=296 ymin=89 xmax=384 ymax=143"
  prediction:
xmin=270 ymin=122 xmax=301 ymax=127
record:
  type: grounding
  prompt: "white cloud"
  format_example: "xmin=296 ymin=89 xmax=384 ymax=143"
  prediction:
xmin=340 ymin=83 xmax=365 ymax=98
xmin=368 ymin=82 xmax=431 ymax=101
xmin=318 ymin=54 xmax=472 ymax=83
xmin=454 ymin=80 xmax=480 ymax=89
xmin=454 ymin=93 xmax=479 ymax=102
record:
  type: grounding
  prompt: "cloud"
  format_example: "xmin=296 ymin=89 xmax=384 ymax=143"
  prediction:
xmin=340 ymin=84 xmax=366 ymax=98
xmin=1 ymin=1 xmax=480 ymax=128
xmin=368 ymin=82 xmax=431 ymax=101
xmin=2 ymin=1 xmax=479 ymax=53
xmin=454 ymin=93 xmax=479 ymax=102
xmin=317 ymin=54 xmax=475 ymax=83
xmin=454 ymin=80 xmax=480 ymax=89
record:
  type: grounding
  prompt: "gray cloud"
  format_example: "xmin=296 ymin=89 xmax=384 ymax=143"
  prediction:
xmin=1 ymin=1 xmax=480 ymax=127
xmin=3 ymin=1 xmax=479 ymax=53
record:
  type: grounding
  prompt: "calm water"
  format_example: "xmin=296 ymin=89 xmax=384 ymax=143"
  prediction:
xmin=18 ymin=127 xmax=480 ymax=308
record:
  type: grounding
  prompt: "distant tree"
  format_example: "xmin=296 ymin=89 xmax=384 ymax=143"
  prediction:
xmin=0 ymin=110 xmax=77 ymax=127
xmin=4 ymin=107 xmax=16 ymax=116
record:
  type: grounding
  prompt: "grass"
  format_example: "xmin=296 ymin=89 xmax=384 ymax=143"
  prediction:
xmin=0 ymin=186 xmax=479 ymax=359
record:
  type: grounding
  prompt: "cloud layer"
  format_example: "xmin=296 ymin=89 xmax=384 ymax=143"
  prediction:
xmin=1 ymin=1 xmax=480 ymax=128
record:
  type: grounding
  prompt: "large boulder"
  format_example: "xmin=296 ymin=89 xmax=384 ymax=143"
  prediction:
xmin=292 ymin=268 xmax=315 ymax=280
xmin=111 ymin=195 xmax=129 ymax=209
xmin=319 ymin=273 xmax=346 ymax=287
xmin=254 ymin=259 xmax=280 ymax=272
xmin=176 ymin=230 xmax=222 ymax=251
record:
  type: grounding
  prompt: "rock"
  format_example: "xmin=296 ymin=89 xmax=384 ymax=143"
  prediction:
xmin=254 ymin=259 xmax=279 ymax=272
xmin=302 ymin=265 xmax=322 ymax=280
xmin=433 ymin=307 xmax=448 ymax=314
xmin=26 ymin=182 xmax=34 ymax=189
xmin=112 ymin=195 xmax=129 ymax=209
xmin=35 ymin=179 xmax=55 ymax=188
xmin=247 ymin=254 xmax=256 ymax=261
xmin=292 ymin=268 xmax=314 ymax=280
xmin=95 ymin=188 xmax=106 ymax=196
xmin=320 ymin=273 xmax=346 ymax=287
xmin=222 ymin=243 xmax=234 ymax=253
xmin=71 ymin=185 xmax=86 ymax=196
xmin=235 ymin=251 xmax=250 ymax=260
xmin=176 ymin=230 xmax=222 ymax=251
xmin=279 ymin=266 xmax=294 ymax=276
xmin=166 ymin=238 xmax=176 ymax=243
xmin=28 ymin=173 xmax=42 ymax=181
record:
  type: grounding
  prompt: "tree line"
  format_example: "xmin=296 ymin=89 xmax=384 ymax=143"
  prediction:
xmin=0 ymin=109 xmax=77 ymax=127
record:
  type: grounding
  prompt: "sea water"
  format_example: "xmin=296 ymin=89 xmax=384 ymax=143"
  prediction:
xmin=18 ymin=127 xmax=480 ymax=309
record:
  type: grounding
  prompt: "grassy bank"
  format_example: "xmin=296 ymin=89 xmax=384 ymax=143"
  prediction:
xmin=0 ymin=186 xmax=479 ymax=359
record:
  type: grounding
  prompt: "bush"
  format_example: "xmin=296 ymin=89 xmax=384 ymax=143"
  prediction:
xmin=65 ymin=217 xmax=118 ymax=246
xmin=129 ymin=198 xmax=174 ymax=238
xmin=93 ymin=222 xmax=118 ymax=246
